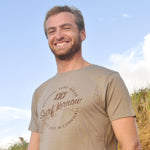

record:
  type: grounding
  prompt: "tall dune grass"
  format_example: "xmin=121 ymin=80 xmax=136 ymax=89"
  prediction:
xmin=131 ymin=88 xmax=150 ymax=150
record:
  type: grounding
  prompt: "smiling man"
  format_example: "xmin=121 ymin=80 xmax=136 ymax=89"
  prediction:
xmin=28 ymin=6 xmax=141 ymax=150
xmin=46 ymin=13 xmax=83 ymax=61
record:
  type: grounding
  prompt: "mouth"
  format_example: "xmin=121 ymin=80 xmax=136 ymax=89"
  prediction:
xmin=54 ymin=41 xmax=70 ymax=48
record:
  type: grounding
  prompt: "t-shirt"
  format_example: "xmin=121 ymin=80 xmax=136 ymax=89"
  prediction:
xmin=28 ymin=64 xmax=135 ymax=150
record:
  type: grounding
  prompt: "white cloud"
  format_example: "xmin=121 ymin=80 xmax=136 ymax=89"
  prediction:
xmin=0 ymin=106 xmax=31 ymax=148
xmin=0 ymin=106 xmax=30 ymax=122
xmin=0 ymin=136 xmax=19 ymax=149
xmin=110 ymin=33 xmax=150 ymax=93
xmin=122 ymin=13 xmax=131 ymax=18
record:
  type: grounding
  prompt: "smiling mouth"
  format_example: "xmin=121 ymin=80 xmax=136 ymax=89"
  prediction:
xmin=55 ymin=41 xmax=69 ymax=47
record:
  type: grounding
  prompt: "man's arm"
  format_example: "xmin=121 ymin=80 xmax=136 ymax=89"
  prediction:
xmin=28 ymin=132 xmax=40 ymax=150
xmin=112 ymin=117 xmax=141 ymax=150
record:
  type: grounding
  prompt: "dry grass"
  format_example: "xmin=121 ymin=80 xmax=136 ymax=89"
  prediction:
xmin=132 ymin=88 xmax=150 ymax=150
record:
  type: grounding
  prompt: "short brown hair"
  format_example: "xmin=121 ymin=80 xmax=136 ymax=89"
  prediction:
xmin=44 ymin=5 xmax=85 ymax=38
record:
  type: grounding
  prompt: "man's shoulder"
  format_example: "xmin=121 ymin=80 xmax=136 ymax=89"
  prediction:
xmin=86 ymin=64 xmax=123 ymax=85
xmin=87 ymin=64 xmax=117 ymax=76
xmin=34 ymin=74 xmax=57 ymax=94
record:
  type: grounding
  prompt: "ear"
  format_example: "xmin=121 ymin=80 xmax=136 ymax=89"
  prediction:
xmin=80 ymin=29 xmax=86 ymax=41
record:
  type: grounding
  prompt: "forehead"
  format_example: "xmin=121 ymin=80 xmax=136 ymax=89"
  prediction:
xmin=46 ymin=12 xmax=76 ymax=28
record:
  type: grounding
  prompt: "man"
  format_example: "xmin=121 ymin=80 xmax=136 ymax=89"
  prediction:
xmin=28 ymin=5 xmax=141 ymax=150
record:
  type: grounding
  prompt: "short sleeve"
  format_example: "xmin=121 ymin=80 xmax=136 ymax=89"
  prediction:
xmin=28 ymin=90 xmax=39 ymax=132
xmin=106 ymin=72 xmax=135 ymax=121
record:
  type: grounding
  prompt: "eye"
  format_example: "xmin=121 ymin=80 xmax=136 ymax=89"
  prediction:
xmin=63 ymin=26 xmax=71 ymax=30
xmin=47 ymin=28 xmax=56 ymax=35
xmin=48 ymin=30 xmax=55 ymax=34
xmin=65 ymin=27 xmax=70 ymax=29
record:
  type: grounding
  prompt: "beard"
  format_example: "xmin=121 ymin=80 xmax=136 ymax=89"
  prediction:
xmin=50 ymin=36 xmax=82 ymax=60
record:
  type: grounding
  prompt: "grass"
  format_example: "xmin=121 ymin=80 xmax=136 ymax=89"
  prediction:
xmin=131 ymin=88 xmax=150 ymax=150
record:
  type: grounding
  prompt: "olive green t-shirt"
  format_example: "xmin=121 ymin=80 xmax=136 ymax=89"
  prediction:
xmin=29 ymin=64 xmax=135 ymax=150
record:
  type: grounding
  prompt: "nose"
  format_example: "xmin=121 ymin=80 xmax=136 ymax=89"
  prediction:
xmin=55 ymin=30 xmax=64 ymax=41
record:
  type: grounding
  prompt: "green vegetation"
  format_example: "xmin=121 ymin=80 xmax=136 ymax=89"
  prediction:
xmin=2 ymin=88 xmax=150 ymax=150
xmin=8 ymin=137 xmax=28 ymax=150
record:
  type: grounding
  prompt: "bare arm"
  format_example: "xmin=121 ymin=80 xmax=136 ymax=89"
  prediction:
xmin=28 ymin=132 xmax=40 ymax=150
xmin=112 ymin=117 xmax=141 ymax=150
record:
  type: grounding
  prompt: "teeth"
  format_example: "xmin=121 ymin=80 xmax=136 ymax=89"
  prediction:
xmin=56 ymin=42 xmax=66 ymax=47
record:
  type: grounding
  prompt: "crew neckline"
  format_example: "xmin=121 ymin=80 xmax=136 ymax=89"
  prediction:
xmin=56 ymin=64 xmax=94 ymax=76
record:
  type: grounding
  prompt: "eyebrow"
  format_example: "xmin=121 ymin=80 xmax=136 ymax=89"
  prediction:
xmin=60 ymin=23 xmax=73 ymax=28
xmin=47 ymin=23 xmax=73 ymax=31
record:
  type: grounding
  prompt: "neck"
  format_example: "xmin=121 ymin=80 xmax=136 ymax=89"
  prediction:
xmin=55 ymin=52 xmax=90 ymax=73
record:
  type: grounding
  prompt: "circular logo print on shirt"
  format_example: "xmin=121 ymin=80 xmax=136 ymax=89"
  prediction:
xmin=40 ymin=86 xmax=82 ymax=130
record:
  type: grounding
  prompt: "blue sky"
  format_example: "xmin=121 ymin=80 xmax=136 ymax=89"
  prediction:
xmin=0 ymin=0 xmax=150 ymax=148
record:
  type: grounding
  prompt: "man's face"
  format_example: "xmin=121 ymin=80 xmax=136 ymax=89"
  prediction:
xmin=45 ymin=12 xmax=86 ymax=60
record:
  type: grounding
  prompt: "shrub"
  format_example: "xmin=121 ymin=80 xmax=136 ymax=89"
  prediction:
xmin=8 ymin=137 xmax=28 ymax=150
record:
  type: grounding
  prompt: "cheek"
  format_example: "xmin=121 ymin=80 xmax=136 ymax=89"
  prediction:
xmin=48 ymin=38 xmax=53 ymax=47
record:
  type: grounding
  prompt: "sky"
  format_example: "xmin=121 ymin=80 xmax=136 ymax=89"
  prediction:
xmin=0 ymin=0 xmax=150 ymax=148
